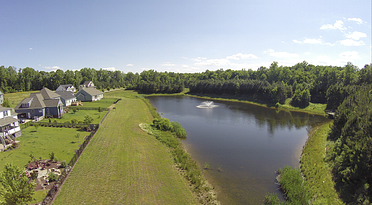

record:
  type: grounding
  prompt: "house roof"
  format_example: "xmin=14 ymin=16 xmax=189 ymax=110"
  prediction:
xmin=82 ymin=81 xmax=92 ymax=86
xmin=40 ymin=87 xmax=60 ymax=99
xmin=0 ymin=116 xmax=18 ymax=126
xmin=55 ymin=91 xmax=76 ymax=100
xmin=0 ymin=106 xmax=11 ymax=112
xmin=59 ymin=84 xmax=73 ymax=88
xmin=80 ymin=87 xmax=103 ymax=96
xmin=44 ymin=99 xmax=62 ymax=107
xmin=15 ymin=93 xmax=46 ymax=110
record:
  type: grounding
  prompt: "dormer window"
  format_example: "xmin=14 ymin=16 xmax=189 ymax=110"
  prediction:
xmin=21 ymin=98 xmax=33 ymax=108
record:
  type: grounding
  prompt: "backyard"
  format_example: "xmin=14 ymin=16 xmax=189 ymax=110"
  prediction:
xmin=0 ymin=126 xmax=89 ymax=204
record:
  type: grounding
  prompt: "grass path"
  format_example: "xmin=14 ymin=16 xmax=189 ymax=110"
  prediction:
xmin=54 ymin=96 xmax=195 ymax=204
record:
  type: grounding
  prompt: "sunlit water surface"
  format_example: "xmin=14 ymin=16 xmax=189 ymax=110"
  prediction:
xmin=147 ymin=96 xmax=330 ymax=204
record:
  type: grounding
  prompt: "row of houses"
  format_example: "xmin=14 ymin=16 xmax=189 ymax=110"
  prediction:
xmin=0 ymin=81 xmax=103 ymax=151
xmin=14 ymin=82 xmax=103 ymax=120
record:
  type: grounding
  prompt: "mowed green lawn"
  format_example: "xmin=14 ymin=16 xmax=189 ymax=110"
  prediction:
xmin=40 ymin=109 xmax=107 ymax=124
xmin=80 ymin=98 xmax=118 ymax=108
xmin=54 ymin=97 xmax=195 ymax=204
xmin=0 ymin=127 xmax=87 ymax=171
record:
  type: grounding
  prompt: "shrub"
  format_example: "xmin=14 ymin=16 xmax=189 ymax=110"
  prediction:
xmin=49 ymin=152 xmax=55 ymax=161
xmin=60 ymin=160 xmax=67 ymax=168
xmin=152 ymin=118 xmax=173 ymax=131
xmin=30 ymin=171 xmax=38 ymax=180
xmin=171 ymin=121 xmax=187 ymax=138
xmin=48 ymin=172 xmax=58 ymax=182
xmin=277 ymin=166 xmax=309 ymax=204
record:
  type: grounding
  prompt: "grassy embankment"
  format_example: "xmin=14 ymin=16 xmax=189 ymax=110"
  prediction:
xmin=54 ymin=91 xmax=196 ymax=204
xmin=266 ymin=122 xmax=343 ymax=204
xmin=300 ymin=121 xmax=343 ymax=204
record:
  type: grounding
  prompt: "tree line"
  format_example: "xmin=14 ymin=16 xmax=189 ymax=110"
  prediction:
xmin=2 ymin=62 xmax=371 ymax=109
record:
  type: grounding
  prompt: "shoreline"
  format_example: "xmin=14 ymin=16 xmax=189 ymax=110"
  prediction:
xmin=144 ymin=92 xmax=327 ymax=116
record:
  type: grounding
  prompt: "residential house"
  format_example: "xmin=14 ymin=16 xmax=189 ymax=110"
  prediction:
xmin=56 ymin=84 xmax=76 ymax=93
xmin=14 ymin=88 xmax=64 ymax=120
xmin=75 ymin=87 xmax=103 ymax=102
xmin=0 ymin=106 xmax=21 ymax=151
xmin=55 ymin=91 xmax=77 ymax=107
xmin=0 ymin=90 xmax=3 ymax=105
xmin=78 ymin=81 xmax=95 ymax=90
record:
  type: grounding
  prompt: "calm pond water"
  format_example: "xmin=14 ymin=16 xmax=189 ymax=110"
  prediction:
xmin=147 ymin=96 xmax=330 ymax=204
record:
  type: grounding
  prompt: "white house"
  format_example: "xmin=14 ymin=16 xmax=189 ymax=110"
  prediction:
xmin=56 ymin=84 xmax=76 ymax=93
xmin=79 ymin=81 xmax=95 ymax=90
xmin=0 ymin=106 xmax=21 ymax=151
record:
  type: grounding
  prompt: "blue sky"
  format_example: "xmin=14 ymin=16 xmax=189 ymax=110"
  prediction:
xmin=0 ymin=0 xmax=370 ymax=73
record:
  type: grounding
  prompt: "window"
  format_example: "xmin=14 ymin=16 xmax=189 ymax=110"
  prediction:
xmin=3 ymin=111 xmax=8 ymax=117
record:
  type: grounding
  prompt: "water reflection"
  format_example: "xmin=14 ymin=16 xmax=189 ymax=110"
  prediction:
xmin=147 ymin=96 xmax=330 ymax=204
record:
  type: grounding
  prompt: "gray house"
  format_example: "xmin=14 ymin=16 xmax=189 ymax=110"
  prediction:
xmin=75 ymin=88 xmax=103 ymax=102
xmin=0 ymin=90 xmax=3 ymax=105
xmin=55 ymin=91 xmax=76 ymax=107
xmin=15 ymin=88 xmax=64 ymax=120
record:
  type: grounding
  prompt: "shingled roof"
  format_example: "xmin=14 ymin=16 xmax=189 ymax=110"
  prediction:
xmin=0 ymin=116 xmax=18 ymax=126
xmin=81 ymin=87 xmax=103 ymax=96
xmin=55 ymin=91 xmax=76 ymax=100
xmin=40 ymin=87 xmax=60 ymax=99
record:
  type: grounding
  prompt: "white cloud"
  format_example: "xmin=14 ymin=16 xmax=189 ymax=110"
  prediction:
xmin=293 ymin=40 xmax=302 ymax=44
xmin=226 ymin=53 xmax=257 ymax=60
xmin=325 ymin=42 xmax=335 ymax=46
xmin=29 ymin=48 xmax=33 ymax=50
xmin=263 ymin=49 xmax=275 ymax=53
xmin=339 ymin=51 xmax=360 ymax=60
xmin=161 ymin=62 xmax=176 ymax=66
xmin=346 ymin=31 xmax=367 ymax=40
xmin=320 ymin=20 xmax=346 ymax=32
xmin=348 ymin=18 xmax=363 ymax=24
xmin=265 ymin=49 xmax=299 ymax=58
xmin=339 ymin=39 xmax=365 ymax=46
xmin=126 ymin=64 xmax=133 ymax=66
xmin=192 ymin=57 xmax=230 ymax=66
xmin=182 ymin=64 xmax=189 ymax=68
xmin=44 ymin=66 xmax=63 ymax=70
xmin=102 ymin=67 xmax=116 ymax=71
xmin=303 ymin=38 xmax=322 ymax=44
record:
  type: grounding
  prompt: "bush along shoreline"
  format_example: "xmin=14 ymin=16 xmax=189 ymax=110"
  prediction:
xmin=140 ymin=99 xmax=219 ymax=204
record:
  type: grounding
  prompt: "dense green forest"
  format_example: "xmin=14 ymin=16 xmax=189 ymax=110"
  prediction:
xmin=1 ymin=61 xmax=372 ymax=203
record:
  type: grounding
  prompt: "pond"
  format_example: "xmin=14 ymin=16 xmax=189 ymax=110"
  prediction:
xmin=147 ymin=96 xmax=330 ymax=204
